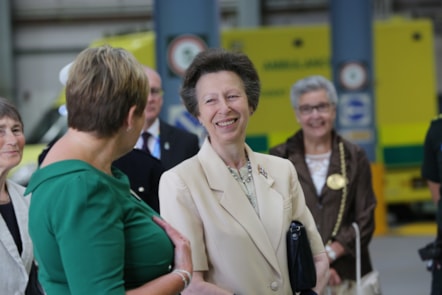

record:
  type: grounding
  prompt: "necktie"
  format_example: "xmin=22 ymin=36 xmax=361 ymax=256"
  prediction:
xmin=141 ymin=132 xmax=151 ymax=155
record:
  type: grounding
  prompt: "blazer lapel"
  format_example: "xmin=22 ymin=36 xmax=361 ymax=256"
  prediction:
xmin=246 ymin=147 xmax=284 ymax=253
xmin=198 ymin=140 xmax=281 ymax=273
xmin=0 ymin=181 xmax=32 ymax=275
xmin=8 ymin=181 xmax=33 ymax=273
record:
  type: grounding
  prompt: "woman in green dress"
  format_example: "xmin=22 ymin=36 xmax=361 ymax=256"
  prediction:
xmin=26 ymin=45 xmax=192 ymax=295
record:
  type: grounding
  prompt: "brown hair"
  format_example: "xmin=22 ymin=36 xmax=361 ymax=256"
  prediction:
xmin=180 ymin=48 xmax=260 ymax=117
xmin=65 ymin=45 xmax=148 ymax=137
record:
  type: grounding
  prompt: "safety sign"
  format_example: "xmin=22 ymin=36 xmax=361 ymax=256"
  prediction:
xmin=338 ymin=93 xmax=372 ymax=127
xmin=167 ymin=34 xmax=207 ymax=77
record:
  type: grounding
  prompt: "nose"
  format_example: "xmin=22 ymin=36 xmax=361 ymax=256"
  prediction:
xmin=219 ymin=99 xmax=233 ymax=113
xmin=5 ymin=131 xmax=18 ymax=145
xmin=310 ymin=107 xmax=320 ymax=116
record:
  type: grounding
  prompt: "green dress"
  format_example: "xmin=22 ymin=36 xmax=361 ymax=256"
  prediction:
xmin=26 ymin=160 xmax=174 ymax=295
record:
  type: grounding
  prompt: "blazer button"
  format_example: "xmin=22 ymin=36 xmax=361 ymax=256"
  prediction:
xmin=270 ymin=281 xmax=279 ymax=291
xmin=138 ymin=187 xmax=145 ymax=192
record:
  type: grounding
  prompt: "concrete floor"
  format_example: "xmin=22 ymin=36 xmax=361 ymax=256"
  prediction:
xmin=370 ymin=233 xmax=434 ymax=295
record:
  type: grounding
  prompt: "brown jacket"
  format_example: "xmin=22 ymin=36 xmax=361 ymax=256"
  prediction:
xmin=269 ymin=130 xmax=376 ymax=279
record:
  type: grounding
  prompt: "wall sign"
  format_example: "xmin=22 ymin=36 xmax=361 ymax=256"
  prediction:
xmin=167 ymin=34 xmax=207 ymax=77
xmin=339 ymin=61 xmax=368 ymax=90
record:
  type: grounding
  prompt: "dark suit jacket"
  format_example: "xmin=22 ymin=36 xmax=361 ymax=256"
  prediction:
xmin=159 ymin=120 xmax=200 ymax=170
xmin=113 ymin=149 xmax=164 ymax=213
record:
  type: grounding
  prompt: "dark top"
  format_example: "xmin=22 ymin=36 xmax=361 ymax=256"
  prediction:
xmin=421 ymin=115 xmax=442 ymax=239
xmin=159 ymin=120 xmax=200 ymax=170
xmin=113 ymin=149 xmax=164 ymax=213
xmin=0 ymin=202 xmax=22 ymax=254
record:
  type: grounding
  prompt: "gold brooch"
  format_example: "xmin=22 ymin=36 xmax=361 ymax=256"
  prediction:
xmin=326 ymin=173 xmax=347 ymax=190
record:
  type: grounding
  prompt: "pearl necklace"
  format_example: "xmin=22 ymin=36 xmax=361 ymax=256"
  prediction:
xmin=228 ymin=159 xmax=252 ymax=184
xmin=227 ymin=158 xmax=258 ymax=213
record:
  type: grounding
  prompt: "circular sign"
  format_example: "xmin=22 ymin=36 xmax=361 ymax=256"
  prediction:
xmin=339 ymin=62 xmax=368 ymax=90
xmin=167 ymin=34 xmax=207 ymax=76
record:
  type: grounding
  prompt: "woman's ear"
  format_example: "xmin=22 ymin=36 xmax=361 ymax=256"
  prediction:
xmin=125 ymin=105 xmax=138 ymax=132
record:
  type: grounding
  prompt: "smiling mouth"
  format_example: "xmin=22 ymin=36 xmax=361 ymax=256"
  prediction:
xmin=3 ymin=150 xmax=19 ymax=154
xmin=217 ymin=119 xmax=236 ymax=127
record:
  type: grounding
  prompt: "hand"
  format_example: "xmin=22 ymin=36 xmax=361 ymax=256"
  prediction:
xmin=153 ymin=216 xmax=192 ymax=273
xmin=328 ymin=268 xmax=341 ymax=286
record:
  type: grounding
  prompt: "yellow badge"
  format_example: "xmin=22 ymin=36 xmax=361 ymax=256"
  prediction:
xmin=326 ymin=174 xmax=347 ymax=190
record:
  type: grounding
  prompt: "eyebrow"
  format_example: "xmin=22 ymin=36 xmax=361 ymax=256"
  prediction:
xmin=0 ymin=123 xmax=23 ymax=129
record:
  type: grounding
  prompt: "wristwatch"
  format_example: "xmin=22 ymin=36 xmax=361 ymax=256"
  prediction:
xmin=325 ymin=245 xmax=337 ymax=261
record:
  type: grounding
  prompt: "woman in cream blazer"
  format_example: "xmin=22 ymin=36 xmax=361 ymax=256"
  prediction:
xmin=159 ymin=48 xmax=329 ymax=295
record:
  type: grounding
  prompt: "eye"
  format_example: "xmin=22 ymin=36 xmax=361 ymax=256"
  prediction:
xmin=150 ymin=88 xmax=164 ymax=97
xmin=299 ymin=105 xmax=313 ymax=114
xmin=317 ymin=103 xmax=331 ymax=112
xmin=204 ymin=97 xmax=216 ymax=104
xmin=227 ymin=94 xmax=240 ymax=100
xmin=12 ymin=127 xmax=23 ymax=135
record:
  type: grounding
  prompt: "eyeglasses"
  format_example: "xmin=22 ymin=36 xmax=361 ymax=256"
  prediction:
xmin=297 ymin=102 xmax=332 ymax=115
xmin=150 ymin=88 xmax=164 ymax=97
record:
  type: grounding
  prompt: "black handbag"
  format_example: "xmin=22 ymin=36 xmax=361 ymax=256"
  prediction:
xmin=286 ymin=220 xmax=317 ymax=293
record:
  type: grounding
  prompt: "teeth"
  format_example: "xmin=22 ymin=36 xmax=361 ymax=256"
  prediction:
xmin=218 ymin=120 xmax=235 ymax=127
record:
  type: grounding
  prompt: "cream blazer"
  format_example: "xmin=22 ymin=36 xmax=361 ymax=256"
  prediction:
xmin=159 ymin=138 xmax=324 ymax=295
xmin=0 ymin=180 xmax=33 ymax=295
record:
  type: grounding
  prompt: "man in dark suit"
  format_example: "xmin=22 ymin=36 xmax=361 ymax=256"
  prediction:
xmin=134 ymin=66 xmax=200 ymax=170
xmin=113 ymin=149 xmax=164 ymax=213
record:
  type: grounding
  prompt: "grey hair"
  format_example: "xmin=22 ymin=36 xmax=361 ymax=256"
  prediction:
xmin=290 ymin=75 xmax=338 ymax=108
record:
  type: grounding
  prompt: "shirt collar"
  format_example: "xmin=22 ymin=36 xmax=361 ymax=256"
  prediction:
xmin=145 ymin=118 xmax=160 ymax=138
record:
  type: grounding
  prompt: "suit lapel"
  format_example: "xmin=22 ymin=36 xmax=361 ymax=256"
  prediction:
xmin=159 ymin=121 xmax=170 ymax=154
xmin=198 ymin=140 xmax=282 ymax=273
xmin=8 ymin=181 xmax=33 ymax=273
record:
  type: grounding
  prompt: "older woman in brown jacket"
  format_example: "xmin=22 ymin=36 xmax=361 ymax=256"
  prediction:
xmin=270 ymin=75 xmax=378 ymax=295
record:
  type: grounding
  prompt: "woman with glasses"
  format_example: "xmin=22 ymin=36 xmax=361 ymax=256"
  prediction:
xmin=270 ymin=75 xmax=379 ymax=295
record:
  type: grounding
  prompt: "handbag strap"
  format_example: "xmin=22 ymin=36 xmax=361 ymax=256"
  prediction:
xmin=327 ymin=142 xmax=347 ymax=244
